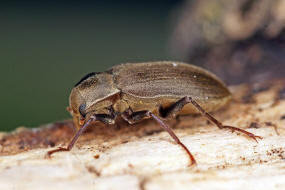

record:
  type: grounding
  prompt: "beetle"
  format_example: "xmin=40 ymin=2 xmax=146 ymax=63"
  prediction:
xmin=47 ymin=61 xmax=262 ymax=165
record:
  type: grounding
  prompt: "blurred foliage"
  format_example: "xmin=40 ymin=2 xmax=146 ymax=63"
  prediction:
xmin=0 ymin=1 xmax=181 ymax=131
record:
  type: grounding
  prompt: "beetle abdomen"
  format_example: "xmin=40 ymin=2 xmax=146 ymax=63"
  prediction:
xmin=111 ymin=61 xmax=231 ymax=101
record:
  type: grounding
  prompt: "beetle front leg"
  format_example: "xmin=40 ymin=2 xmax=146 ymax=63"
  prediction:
xmin=160 ymin=96 xmax=262 ymax=142
xmin=46 ymin=114 xmax=116 ymax=158
xmin=121 ymin=109 xmax=197 ymax=166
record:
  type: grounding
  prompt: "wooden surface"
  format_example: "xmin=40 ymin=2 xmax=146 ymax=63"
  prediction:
xmin=0 ymin=80 xmax=285 ymax=190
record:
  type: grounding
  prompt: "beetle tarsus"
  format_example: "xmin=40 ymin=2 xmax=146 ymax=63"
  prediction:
xmin=46 ymin=147 xmax=70 ymax=158
xmin=220 ymin=125 xmax=263 ymax=143
xmin=177 ymin=141 xmax=197 ymax=166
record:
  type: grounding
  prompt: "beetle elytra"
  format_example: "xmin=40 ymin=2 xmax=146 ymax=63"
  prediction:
xmin=47 ymin=61 xmax=262 ymax=165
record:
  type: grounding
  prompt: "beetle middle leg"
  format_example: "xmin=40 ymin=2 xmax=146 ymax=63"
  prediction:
xmin=122 ymin=108 xmax=197 ymax=166
xmin=160 ymin=96 xmax=262 ymax=142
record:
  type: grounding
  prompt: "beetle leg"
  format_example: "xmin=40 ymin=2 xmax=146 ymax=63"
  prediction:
xmin=162 ymin=96 xmax=262 ymax=142
xmin=95 ymin=114 xmax=116 ymax=125
xmin=46 ymin=115 xmax=96 ymax=157
xmin=159 ymin=98 xmax=188 ymax=118
xmin=46 ymin=114 xmax=116 ymax=158
xmin=170 ymin=115 xmax=182 ymax=129
xmin=121 ymin=109 xmax=197 ymax=166
xmin=121 ymin=109 xmax=150 ymax=124
xmin=106 ymin=105 xmax=119 ymax=119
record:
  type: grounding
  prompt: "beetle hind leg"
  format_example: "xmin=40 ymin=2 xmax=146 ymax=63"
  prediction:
xmin=161 ymin=96 xmax=262 ymax=142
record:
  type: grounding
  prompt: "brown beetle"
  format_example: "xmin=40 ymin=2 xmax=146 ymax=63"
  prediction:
xmin=47 ymin=61 xmax=262 ymax=165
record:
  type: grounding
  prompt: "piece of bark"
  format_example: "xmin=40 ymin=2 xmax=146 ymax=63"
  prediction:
xmin=0 ymin=79 xmax=285 ymax=190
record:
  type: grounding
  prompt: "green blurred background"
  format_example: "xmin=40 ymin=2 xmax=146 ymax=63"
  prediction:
xmin=1 ymin=1 xmax=183 ymax=131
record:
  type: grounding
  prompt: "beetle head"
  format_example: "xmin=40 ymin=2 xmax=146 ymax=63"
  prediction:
xmin=68 ymin=72 xmax=120 ymax=126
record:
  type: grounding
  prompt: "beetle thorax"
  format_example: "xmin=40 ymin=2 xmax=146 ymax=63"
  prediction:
xmin=69 ymin=72 xmax=120 ymax=117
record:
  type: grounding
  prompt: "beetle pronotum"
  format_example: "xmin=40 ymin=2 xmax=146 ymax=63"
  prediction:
xmin=47 ymin=61 xmax=262 ymax=165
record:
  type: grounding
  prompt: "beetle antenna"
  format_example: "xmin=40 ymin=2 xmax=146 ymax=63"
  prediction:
xmin=46 ymin=115 xmax=96 ymax=157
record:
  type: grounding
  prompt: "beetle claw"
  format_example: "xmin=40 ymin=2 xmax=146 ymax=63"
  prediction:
xmin=251 ymin=135 xmax=263 ymax=143
xmin=222 ymin=125 xmax=262 ymax=143
xmin=46 ymin=147 xmax=69 ymax=158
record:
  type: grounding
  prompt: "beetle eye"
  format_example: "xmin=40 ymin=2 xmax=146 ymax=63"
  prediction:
xmin=79 ymin=104 xmax=86 ymax=117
